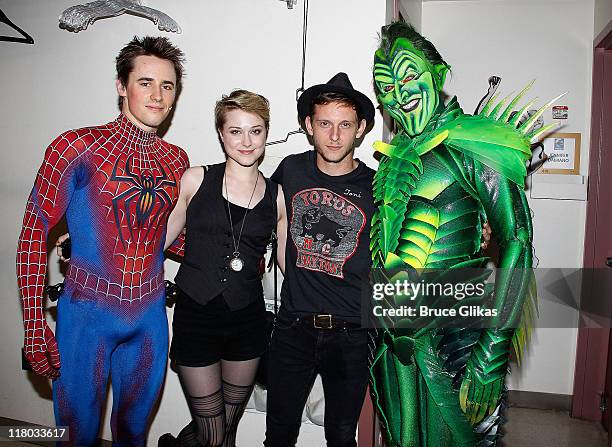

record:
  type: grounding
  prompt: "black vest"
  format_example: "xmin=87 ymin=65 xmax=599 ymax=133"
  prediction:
xmin=175 ymin=163 xmax=276 ymax=310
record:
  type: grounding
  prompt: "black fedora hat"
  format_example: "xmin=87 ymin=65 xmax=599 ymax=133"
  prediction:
xmin=297 ymin=72 xmax=375 ymax=127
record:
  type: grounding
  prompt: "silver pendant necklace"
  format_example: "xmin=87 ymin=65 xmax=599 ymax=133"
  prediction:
xmin=224 ymin=170 xmax=260 ymax=272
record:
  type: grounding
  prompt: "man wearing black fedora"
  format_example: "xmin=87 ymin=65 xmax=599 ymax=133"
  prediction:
xmin=264 ymin=72 xmax=376 ymax=447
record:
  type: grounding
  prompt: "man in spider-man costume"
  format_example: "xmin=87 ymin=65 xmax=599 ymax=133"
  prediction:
xmin=16 ymin=36 xmax=189 ymax=446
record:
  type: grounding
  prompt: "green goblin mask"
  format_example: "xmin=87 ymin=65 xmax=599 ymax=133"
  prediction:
xmin=374 ymin=38 xmax=448 ymax=137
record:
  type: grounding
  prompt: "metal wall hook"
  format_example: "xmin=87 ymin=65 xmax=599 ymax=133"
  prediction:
xmin=269 ymin=0 xmax=308 ymax=147
xmin=280 ymin=0 xmax=298 ymax=9
xmin=266 ymin=129 xmax=305 ymax=146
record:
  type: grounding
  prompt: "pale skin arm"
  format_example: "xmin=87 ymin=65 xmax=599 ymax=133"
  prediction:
xmin=276 ymin=185 xmax=287 ymax=275
xmin=163 ymin=166 xmax=204 ymax=250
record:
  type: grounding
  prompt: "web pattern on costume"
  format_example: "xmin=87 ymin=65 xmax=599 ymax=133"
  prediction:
xmin=166 ymin=232 xmax=185 ymax=257
xmin=17 ymin=115 xmax=189 ymax=358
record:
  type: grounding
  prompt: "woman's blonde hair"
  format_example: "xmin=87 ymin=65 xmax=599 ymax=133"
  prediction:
xmin=214 ymin=89 xmax=270 ymax=132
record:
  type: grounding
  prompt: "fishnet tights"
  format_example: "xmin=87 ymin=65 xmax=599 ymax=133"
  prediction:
xmin=176 ymin=360 xmax=258 ymax=447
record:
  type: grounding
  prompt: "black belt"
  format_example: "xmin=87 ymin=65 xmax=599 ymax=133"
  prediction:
xmin=301 ymin=314 xmax=361 ymax=330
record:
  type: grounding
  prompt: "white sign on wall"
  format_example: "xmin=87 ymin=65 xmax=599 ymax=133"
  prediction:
xmin=540 ymin=132 xmax=581 ymax=175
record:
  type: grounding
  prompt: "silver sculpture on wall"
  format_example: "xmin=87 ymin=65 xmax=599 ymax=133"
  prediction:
xmin=59 ymin=0 xmax=181 ymax=33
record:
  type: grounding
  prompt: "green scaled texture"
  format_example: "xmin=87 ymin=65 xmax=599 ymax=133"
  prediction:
xmin=371 ymin=133 xmax=423 ymax=268
xmin=441 ymin=115 xmax=530 ymax=186
xmin=369 ymin=21 xmax=551 ymax=447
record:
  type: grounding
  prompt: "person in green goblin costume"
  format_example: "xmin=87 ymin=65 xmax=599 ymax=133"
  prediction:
xmin=369 ymin=22 xmax=559 ymax=446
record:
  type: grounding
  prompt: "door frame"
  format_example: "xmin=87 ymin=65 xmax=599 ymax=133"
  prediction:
xmin=571 ymin=20 xmax=612 ymax=422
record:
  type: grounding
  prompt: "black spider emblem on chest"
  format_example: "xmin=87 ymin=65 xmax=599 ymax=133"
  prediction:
xmin=110 ymin=154 xmax=177 ymax=247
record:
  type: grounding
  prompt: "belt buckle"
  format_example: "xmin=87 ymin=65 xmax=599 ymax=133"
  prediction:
xmin=314 ymin=314 xmax=332 ymax=329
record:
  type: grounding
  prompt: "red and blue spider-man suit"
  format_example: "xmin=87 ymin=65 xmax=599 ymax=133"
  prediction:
xmin=16 ymin=113 xmax=188 ymax=445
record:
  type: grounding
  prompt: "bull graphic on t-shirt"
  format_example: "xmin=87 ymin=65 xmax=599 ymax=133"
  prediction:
xmin=301 ymin=208 xmax=352 ymax=248
xmin=290 ymin=188 xmax=366 ymax=278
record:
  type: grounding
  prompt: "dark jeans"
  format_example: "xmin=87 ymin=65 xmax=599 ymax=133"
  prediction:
xmin=263 ymin=311 xmax=369 ymax=447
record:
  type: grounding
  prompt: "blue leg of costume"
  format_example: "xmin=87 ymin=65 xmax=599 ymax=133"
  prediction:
xmin=110 ymin=303 xmax=168 ymax=446
xmin=53 ymin=296 xmax=168 ymax=446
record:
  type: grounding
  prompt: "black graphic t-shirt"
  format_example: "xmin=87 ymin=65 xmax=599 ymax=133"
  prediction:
xmin=272 ymin=151 xmax=374 ymax=323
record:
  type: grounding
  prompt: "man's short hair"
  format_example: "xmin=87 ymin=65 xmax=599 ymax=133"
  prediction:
xmin=116 ymin=36 xmax=185 ymax=88
xmin=215 ymin=90 xmax=270 ymax=133
xmin=308 ymin=92 xmax=364 ymax=123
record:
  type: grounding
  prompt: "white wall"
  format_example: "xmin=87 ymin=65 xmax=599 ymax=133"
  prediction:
xmin=422 ymin=0 xmax=595 ymax=395
xmin=595 ymin=0 xmax=612 ymax=39
xmin=398 ymin=0 xmax=423 ymax=31
xmin=0 ymin=0 xmax=385 ymax=444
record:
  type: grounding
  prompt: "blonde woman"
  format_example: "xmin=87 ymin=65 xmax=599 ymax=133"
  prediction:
xmin=160 ymin=90 xmax=284 ymax=447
